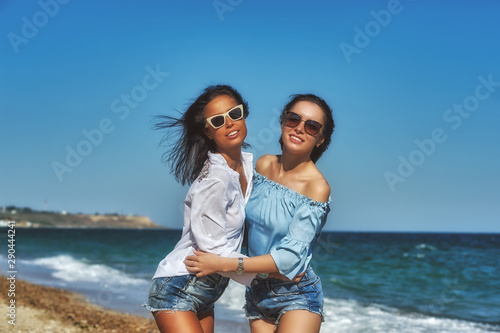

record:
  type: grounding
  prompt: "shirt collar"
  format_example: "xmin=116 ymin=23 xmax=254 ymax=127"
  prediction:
xmin=208 ymin=151 xmax=252 ymax=166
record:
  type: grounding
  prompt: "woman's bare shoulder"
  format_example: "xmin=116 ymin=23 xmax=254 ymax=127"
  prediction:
xmin=304 ymin=170 xmax=331 ymax=203
xmin=255 ymin=155 xmax=279 ymax=176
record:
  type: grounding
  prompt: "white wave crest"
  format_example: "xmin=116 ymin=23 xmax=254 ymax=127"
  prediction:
xmin=415 ymin=243 xmax=438 ymax=251
xmin=217 ymin=283 xmax=498 ymax=333
xmin=322 ymin=298 xmax=497 ymax=333
xmin=23 ymin=255 xmax=147 ymax=287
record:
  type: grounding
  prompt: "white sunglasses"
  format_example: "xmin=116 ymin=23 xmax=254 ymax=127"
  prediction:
xmin=205 ymin=104 xmax=245 ymax=129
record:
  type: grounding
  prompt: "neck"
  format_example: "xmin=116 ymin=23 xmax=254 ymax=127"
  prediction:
xmin=279 ymin=148 xmax=312 ymax=174
xmin=216 ymin=147 xmax=242 ymax=171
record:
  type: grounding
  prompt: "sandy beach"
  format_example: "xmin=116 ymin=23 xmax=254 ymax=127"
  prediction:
xmin=0 ymin=276 xmax=159 ymax=333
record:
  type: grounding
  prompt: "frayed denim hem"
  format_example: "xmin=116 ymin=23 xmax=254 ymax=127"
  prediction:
xmin=142 ymin=303 xmax=195 ymax=318
xmin=276 ymin=307 xmax=325 ymax=324
xmin=246 ymin=308 xmax=324 ymax=325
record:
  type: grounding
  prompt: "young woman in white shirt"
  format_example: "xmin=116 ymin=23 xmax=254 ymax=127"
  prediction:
xmin=144 ymin=85 xmax=256 ymax=333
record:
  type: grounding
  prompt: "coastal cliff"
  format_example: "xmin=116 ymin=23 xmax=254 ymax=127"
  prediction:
xmin=0 ymin=208 xmax=164 ymax=229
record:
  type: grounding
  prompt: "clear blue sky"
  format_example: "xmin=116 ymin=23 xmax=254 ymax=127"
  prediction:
xmin=1 ymin=0 xmax=499 ymax=232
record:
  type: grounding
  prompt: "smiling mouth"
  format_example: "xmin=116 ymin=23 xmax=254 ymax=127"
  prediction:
xmin=289 ymin=134 xmax=304 ymax=143
xmin=227 ymin=130 xmax=239 ymax=137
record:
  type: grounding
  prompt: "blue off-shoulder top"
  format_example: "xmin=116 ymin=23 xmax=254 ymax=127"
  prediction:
xmin=245 ymin=171 xmax=331 ymax=279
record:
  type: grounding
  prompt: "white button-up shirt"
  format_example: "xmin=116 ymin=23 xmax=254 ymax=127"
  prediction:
xmin=153 ymin=151 xmax=255 ymax=285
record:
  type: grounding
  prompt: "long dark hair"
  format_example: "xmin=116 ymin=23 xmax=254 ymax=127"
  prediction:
xmin=279 ymin=94 xmax=335 ymax=163
xmin=154 ymin=85 xmax=249 ymax=185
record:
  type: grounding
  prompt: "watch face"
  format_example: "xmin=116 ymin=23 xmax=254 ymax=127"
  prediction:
xmin=236 ymin=258 xmax=244 ymax=275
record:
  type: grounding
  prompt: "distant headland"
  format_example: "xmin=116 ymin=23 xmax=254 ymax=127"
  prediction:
xmin=0 ymin=206 xmax=165 ymax=229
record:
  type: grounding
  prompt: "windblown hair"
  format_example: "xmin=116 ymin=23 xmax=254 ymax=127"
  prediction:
xmin=279 ymin=94 xmax=335 ymax=163
xmin=154 ymin=85 xmax=249 ymax=185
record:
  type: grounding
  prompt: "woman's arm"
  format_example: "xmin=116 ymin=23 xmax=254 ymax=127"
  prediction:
xmin=185 ymin=251 xmax=279 ymax=276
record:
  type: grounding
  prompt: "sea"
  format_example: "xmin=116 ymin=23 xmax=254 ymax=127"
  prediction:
xmin=1 ymin=228 xmax=499 ymax=333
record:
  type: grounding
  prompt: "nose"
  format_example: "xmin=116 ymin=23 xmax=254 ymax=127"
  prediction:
xmin=294 ymin=120 xmax=305 ymax=133
xmin=225 ymin=115 xmax=234 ymax=127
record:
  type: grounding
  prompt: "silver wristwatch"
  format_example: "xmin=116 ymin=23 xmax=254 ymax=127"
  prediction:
xmin=235 ymin=257 xmax=244 ymax=275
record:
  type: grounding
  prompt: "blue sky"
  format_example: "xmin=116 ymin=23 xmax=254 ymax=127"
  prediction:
xmin=1 ymin=0 xmax=499 ymax=232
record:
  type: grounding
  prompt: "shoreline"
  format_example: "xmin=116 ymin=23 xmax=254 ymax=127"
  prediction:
xmin=0 ymin=276 xmax=251 ymax=333
xmin=0 ymin=276 xmax=159 ymax=332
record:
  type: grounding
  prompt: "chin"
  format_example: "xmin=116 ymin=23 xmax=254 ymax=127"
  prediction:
xmin=283 ymin=141 xmax=314 ymax=156
xmin=217 ymin=137 xmax=246 ymax=150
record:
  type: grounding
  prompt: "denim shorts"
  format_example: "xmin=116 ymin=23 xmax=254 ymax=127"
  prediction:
xmin=144 ymin=274 xmax=229 ymax=315
xmin=244 ymin=266 xmax=324 ymax=324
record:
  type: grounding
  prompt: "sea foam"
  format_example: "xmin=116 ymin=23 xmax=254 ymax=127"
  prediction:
xmin=322 ymin=298 xmax=499 ymax=333
xmin=9 ymin=252 xmax=499 ymax=332
xmin=216 ymin=281 xmax=498 ymax=333
xmin=24 ymin=254 xmax=146 ymax=286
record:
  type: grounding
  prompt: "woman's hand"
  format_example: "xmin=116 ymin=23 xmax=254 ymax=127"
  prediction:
xmin=268 ymin=272 xmax=305 ymax=282
xmin=184 ymin=250 xmax=222 ymax=277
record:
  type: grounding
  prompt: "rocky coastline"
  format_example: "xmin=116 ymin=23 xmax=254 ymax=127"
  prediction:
xmin=0 ymin=209 xmax=164 ymax=229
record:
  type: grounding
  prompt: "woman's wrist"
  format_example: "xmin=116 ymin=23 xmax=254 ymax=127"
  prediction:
xmin=221 ymin=257 xmax=238 ymax=272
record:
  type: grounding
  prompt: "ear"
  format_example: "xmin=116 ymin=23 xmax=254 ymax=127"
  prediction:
xmin=204 ymin=127 xmax=213 ymax=140
xmin=316 ymin=136 xmax=325 ymax=148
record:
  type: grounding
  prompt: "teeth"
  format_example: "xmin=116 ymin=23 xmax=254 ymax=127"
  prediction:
xmin=290 ymin=135 xmax=304 ymax=142
xmin=228 ymin=131 xmax=238 ymax=136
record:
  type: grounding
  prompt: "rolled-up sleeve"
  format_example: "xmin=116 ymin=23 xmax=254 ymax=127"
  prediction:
xmin=270 ymin=203 xmax=328 ymax=279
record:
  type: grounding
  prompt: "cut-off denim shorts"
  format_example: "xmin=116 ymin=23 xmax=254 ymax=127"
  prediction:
xmin=244 ymin=266 xmax=324 ymax=324
xmin=144 ymin=273 xmax=229 ymax=315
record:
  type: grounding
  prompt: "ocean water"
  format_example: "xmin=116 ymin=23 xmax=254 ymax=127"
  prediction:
xmin=1 ymin=228 xmax=499 ymax=332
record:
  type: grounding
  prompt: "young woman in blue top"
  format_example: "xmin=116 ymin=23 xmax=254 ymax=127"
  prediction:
xmin=145 ymin=85 xmax=256 ymax=333
xmin=186 ymin=93 xmax=335 ymax=333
